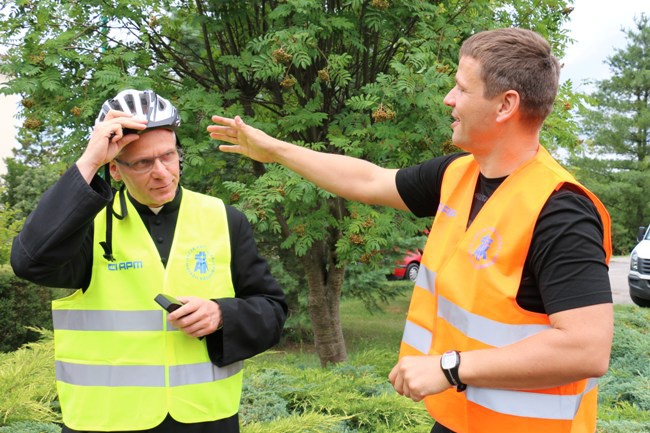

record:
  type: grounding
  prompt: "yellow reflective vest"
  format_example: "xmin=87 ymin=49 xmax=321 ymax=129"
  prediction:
xmin=52 ymin=188 xmax=242 ymax=431
xmin=400 ymin=147 xmax=611 ymax=433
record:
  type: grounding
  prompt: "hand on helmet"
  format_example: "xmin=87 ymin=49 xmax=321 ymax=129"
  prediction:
xmin=77 ymin=110 xmax=148 ymax=181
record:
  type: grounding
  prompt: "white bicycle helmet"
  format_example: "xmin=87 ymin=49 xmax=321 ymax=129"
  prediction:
xmin=96 ymin=89 xmax=181 ymax=130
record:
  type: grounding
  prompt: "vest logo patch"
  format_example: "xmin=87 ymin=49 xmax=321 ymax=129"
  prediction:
xmin=437 ymin=202 xmax=457 ymax=217
xmin=107 ymin=261 xmax=143 ymax=271
xmin=186 ymin=246 xmax=216 ymax=281
xmin=468 ymin=227 xmax=501 ymax=269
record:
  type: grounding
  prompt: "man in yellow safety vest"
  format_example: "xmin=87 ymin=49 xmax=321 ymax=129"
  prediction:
xmin=12 ymin=89 xmax=287 ymax=433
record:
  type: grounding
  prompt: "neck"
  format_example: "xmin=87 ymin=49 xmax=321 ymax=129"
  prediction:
xmin=475 ymin=145 xmax=539 ymax=178
xmin=472 ymin=126 xmax=541 ymax=178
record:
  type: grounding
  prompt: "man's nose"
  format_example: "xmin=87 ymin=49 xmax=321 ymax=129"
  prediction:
xmin=150 ymin=157 xmax=168 ymax=175
xmin=443 ymin=88 xmax=456 ymax=106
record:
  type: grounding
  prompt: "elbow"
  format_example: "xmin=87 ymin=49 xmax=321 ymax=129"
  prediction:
xmin=10 ymin=256 xmax=36 ymax=283
xmin=9 ymin=242 xmax=29 ymax=279
xmin=589 ymin=355 xmax=611 ymax=378
xmin=580 ymin=341 xmax=612 ymax=379
xmin=10 ymin=237 xmax=44 ymax=284
xmin=590 ymin=329 xmax=614 ymax=378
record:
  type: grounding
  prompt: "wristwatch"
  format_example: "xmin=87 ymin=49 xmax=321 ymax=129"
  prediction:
xmin=440 ymin=350 xmax=467 ymax=392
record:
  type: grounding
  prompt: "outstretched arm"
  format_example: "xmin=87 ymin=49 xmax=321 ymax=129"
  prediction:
xmin=208 ymin=115 xmax=408 ymax=210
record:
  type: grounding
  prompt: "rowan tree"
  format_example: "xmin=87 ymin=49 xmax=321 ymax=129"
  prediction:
xmin=0 ymin=0 xmax=576 ymax=365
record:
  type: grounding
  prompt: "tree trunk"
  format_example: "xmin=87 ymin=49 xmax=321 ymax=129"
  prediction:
xmin=301 ymin=241 xmax=347 ymax=367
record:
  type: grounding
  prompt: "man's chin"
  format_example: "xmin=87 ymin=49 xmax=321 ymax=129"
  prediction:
xmin=149 ymin=192 xmax=175 ymax=207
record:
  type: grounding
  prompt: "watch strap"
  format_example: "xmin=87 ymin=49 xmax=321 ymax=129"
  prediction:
xmin=441 ymin=350 xmax=467 ymax=392
xmin=449 ymin=363 xmax=467 ymax=392
xmin=441 ymin=363 xmax=456 ymax=387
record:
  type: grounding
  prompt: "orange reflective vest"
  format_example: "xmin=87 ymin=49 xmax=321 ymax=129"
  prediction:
xmin=399 ymin=147 xmax=611 ymax=433
xmin=52 ymin=189 xmax=242 ymax=431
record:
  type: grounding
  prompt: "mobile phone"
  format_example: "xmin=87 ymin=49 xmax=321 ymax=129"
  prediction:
xmin=154 ymin=293 xmax=183 ymax=313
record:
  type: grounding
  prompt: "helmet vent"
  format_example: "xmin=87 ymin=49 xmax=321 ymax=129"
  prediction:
xmin=108 ymin=99 xmax=122 ymax=110
xmin=124 ymin=94 xmax=136 ymax=114
xmin=140 ymin=93 xmax=150 ymax=116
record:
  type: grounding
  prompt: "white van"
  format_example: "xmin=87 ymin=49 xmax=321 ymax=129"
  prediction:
xmin=629 ymin=225 xmax=650 ymax=307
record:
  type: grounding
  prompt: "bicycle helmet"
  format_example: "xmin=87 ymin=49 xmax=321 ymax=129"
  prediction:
xmin=96 ymin=89 xmax=181 ymax=130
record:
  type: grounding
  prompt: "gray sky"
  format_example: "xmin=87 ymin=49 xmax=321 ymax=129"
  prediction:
xmin=561 ymin=0 xmax=649 ymax=92
xmin=0 ymin=78 xmax=17 ymax=174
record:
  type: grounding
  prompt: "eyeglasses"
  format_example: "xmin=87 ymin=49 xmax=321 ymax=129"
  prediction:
xmin=114 ymin=149 xmax=181 ymax=174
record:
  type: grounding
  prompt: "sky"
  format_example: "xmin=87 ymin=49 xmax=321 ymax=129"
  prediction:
xmin=1 ymin=1 xmax=649 ymax=174
xmin=561 ymin=0 xmax=649 ymax=92
xmin=0 ymin=80 xmax=17 ymax=175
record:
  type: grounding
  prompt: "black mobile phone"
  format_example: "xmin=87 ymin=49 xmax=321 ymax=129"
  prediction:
xmin=154 ymin=293 xmax=182 ymax=313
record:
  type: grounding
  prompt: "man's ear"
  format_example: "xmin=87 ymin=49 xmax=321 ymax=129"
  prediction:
xmin=109 ymin=162 xmax=122 ymax=182
xmin=496 ymin=90 xmax=520 ymax=123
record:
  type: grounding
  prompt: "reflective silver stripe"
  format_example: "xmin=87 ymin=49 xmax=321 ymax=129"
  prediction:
xmin=401 ymin=320 xmax=432 ymax=354
xmin=56 ymin=361 xmax=166 ymax=387
xmin=56 ymin=360 xmax=242 ymax=387
xmin=169 ymin=361 xmax=243 ymax=387
xmin=437 ymin=296 xmax=551 ymax=347
xmin=415 ymin=265 xmax=436 ymax=295
xmin=52 ymin=310 xmax=164 ymax=332
xmin=467 ymin=378 xmax=599 ymax=420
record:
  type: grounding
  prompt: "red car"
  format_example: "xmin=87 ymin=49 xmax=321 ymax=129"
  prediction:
xmin=392 ymin=248 xmax=423 ymax=282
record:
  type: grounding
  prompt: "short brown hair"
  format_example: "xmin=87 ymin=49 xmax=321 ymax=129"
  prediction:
xmin=459 ymin=28 xmax=560 ymax=127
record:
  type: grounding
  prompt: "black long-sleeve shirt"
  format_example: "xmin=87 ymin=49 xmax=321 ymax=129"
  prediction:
xmin=11 ymin=165 xmax=287 ymax=433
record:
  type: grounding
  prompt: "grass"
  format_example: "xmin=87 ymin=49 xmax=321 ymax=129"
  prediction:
xmin=339 ymin=283 xmax=411 ymax=376
xmin=340 ymin=285 xmax=411 ymax=351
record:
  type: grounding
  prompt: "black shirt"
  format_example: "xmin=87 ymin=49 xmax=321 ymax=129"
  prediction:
xmin=396 ymin=153 xmax=612 ymax=315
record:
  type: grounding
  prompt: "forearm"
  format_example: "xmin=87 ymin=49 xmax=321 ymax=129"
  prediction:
xmin=211 ymin=115 xmax=406 ymax=209
xmin=459 ymin=304 xmax=613 ymax=389
xmin=269 ymin=137 xmax=402 ymax=207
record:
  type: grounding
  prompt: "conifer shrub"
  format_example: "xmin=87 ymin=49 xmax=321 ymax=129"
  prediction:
xmin=0 ymin=421 xmax=61 ymax=433
xmin=240 ymin=354 xmax=430 ymax=433
xmin=0 ymin=330 xmax=59 ymax=425
xmin=0 ymin=271 xmax=55 ymax=353
xmin=596 ymin=305 xmax=650 ymax=432
xmin=242 ymin=413 xmax=349 ymax=433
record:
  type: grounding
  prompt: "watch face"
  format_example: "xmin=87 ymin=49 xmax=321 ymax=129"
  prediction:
xmin=441 ymin=351 xmax=458 ymax=369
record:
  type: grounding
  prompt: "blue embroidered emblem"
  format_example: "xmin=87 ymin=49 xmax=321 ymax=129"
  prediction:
xmin=473 ymin=235 xmax=494 ymax=261
xmin=186 ymin=246 xmax=216 ymax=280
xmin=194 ymin=251 xmax=208 ymax=274
xmin=468 ymin=227 xmax=501 ymax=269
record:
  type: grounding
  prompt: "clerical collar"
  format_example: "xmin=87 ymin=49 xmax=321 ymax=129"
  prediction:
xmin=127 ymin=186 xmax=183 ymax=215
